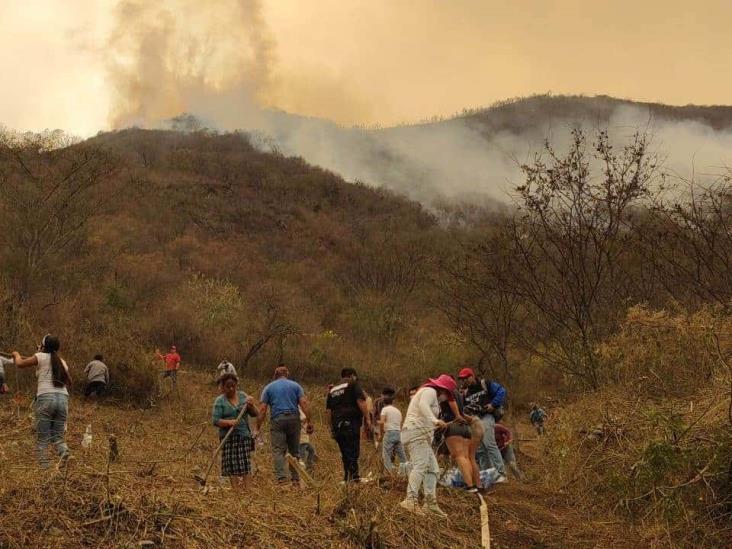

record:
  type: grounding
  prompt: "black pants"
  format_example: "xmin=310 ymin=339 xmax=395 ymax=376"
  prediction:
xmin=334 ymin=419 xmax=361 ymax=482
xmin=85 ymin=381 xmax=106 ymax=397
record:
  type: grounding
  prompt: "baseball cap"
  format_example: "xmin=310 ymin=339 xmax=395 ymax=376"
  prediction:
xmin=458 ymin=367 xmax=475 ymax=379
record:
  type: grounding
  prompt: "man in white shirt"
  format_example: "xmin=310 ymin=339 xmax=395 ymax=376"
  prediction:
xmin=379 ymin=394 xmax=407 ymax=472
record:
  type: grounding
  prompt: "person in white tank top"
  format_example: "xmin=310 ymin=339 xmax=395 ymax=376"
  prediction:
xmin=12 ymin=335 xmax=72 ymax=468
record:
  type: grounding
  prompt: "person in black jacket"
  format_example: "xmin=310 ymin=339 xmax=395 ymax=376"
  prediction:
xmin=326 ymin=368 xmax=372 ymax=482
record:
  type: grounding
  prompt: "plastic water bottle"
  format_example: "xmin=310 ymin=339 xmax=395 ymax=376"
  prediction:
xmin=82 ymin=424 xmax=93 ymax=450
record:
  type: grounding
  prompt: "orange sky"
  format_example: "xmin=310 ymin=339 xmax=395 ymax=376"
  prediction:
xmin=1 ymin=0 xmax=731 ymax=135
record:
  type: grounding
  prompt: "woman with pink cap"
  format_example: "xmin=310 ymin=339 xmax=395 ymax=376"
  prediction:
xmin=398 ymin=374 xmax=456 ymax=517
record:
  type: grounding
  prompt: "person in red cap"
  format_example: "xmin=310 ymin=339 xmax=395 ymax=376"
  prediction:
xmin=398 ymin=374 xmax=454 ymax=517
xmin=458 ymin=367 xmax=507 ymax=482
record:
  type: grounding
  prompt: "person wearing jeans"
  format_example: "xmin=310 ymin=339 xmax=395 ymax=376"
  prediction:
xmin=12 ymin=334 xmax=73 ymax=468
xmin=35 ymin=393 xmax=70 ymax=466
xmin=378 ymin=394 xmax=407 ymax=472
xmin=459 ymin=368 xmax=507 ymax=480
xmin=257 ymin=365 xmax=312 ymax=485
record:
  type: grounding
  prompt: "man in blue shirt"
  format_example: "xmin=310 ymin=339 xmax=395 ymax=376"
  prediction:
xmin=459 ymin=367 xmax=508 ymax=482
xmin=256 ymin=365 xmax=312 ymax=485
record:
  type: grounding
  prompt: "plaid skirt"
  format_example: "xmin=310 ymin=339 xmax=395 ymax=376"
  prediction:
xmin=221 ymin=433 xmax=254 ymax=476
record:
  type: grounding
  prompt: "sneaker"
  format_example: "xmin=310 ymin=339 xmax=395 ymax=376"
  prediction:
xmin=464 ymin=485 xmax=479 ymax=494
xmin=422 ymin=500 xmax=448 ymax=517
xmin=494 ymin=475 xmax=508 ymax=484
xmin=399 ymin=498 xmax=425 ymax=515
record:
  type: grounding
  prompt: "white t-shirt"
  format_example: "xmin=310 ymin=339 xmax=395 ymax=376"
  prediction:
xmin=380 ymin=404 xmax=402 ymax=432
xmin=35 ymin=352 xmax=70 ymax=396
xmin=217 ymin=361 xmax=237 ymax=378
xmin=402 ymin=386 xmax=440 ymax=433
xmin=0 ymin=356 xmax=12 ymax=377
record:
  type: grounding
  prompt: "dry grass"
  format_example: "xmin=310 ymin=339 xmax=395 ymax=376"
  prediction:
xmin=1 ymin=372 xmax=640 ymax=548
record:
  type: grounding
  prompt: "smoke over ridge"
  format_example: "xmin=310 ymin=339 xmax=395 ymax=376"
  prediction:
xmin=105 ymin=2 xmax=732 ymax=206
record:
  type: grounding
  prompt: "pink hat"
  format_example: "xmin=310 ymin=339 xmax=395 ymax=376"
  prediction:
xmin=425 ymin=374 xmax=457 ymax=399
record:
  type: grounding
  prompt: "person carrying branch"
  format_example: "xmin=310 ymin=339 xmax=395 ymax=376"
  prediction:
xmin=256 ymin=365 xmax=312 ymax=487
xmin=12 ymin=335 xmax=72 ymax=468
xmin=326 ymin=368 xmax=372 ymax=483
xmin=211 ymin=373 xmax=259 ymax=488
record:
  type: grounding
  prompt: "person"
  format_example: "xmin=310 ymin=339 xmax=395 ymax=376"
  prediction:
xmin=399 ymin=374 xmax=454 ymax=517
xmin=12 ymin=335 xmax=72 ymax=468
xmin=216 ymin=359 xmax=237 ymax=391
xmin=378 ymin=390 xmax=407 ymax=473
xmin=84 ymin=354 xmax=109 ymax=398
xmin=326 ymin=368 xmax=372 ymax=483
xmin=211 ymin=373 xmax=259 ymax=488
xmin=439 ymin=384 xmax=480 ymax=493
xmin=530 ymin=404 xmax=548 ymax=435
xmin=299 ymin=406 xmax=318 ymax=471
xmin=157 ymin=345 xmax=181 ymax=388
xmin=495 ymin=422 xmax=523 ymax=480
xmin=0 ymin=354 xmax=11 ymax=394
xmin=371 ymin=386 xmax=395 ymax=443
xmin=459 ymin=367 xmax=507 ymax=482
xmin=256 ymin=365 xmax=312 ymax=486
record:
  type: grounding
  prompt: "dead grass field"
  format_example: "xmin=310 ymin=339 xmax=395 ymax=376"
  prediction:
xmin=0 ymin=373 xmax=637 ymax=548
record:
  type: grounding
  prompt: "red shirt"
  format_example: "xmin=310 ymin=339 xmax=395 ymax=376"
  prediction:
xmin=162 ymin=352 xmax=181 ymax=371
xmin=494 ymin=424 xmax=513 ymax=451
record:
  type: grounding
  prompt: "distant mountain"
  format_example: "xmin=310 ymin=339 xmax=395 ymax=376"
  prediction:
xmin=222 ymin=95 xmax=732 ymax=206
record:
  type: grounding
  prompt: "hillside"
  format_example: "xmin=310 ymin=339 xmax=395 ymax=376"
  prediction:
xmin=232 ymin=94 xmax=732 ymax=206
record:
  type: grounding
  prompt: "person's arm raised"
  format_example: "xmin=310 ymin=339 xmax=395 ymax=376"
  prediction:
xmin=12 ymin=352 xmax=38 ymax=369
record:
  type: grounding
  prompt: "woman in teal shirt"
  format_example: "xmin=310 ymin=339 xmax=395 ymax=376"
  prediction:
xmin=212 ymin=374 xmax=259 ymax=488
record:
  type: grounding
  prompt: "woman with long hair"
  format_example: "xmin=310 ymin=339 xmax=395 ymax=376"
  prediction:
xmin=13 ymin=334 xmax=72 ymax=468
xmin=438 ymin=385 xmax=480 ymax=493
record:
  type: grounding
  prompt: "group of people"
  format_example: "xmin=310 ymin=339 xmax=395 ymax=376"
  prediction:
xmin=2 ymin=333 xmax=532 ymax=519
xmin=210 ymin=362 xmax=524 ymax=517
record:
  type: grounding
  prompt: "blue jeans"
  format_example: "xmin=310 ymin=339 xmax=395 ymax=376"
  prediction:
xmin=477 ymin=413 xmax=505 ymax=475
xmin=382 ymin=430 xmax=407 ymax=472
xmin=299 ymin=442 xmax=318 ymax=470
xmin=36 ymin=393 xmax=69 ymax=468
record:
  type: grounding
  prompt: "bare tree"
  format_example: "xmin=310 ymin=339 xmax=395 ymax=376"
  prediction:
xmin=507 ymin=129 xmax=659 ymax=388
xmin=0 ymin=131 xmax=118 ymax=301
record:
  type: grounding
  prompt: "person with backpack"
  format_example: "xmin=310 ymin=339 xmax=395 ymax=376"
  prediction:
xmin=256 ymin=365 xmax=312 ymax=486
xmin=326 ymin=368 xmax=372 ymax=483
xmin=12 ymin=335 xmax=72 ymax=468
xmin=458 ymin=367 xmax=507 ymax=482
xmin=84 ymin=354 xmax=109 ymax=398
xmin=530 ymin=404 xmax=548 ymax=435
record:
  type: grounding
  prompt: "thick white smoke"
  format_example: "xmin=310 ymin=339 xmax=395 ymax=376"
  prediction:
xmin=105 ymin=2 xmax=732 ymax=207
